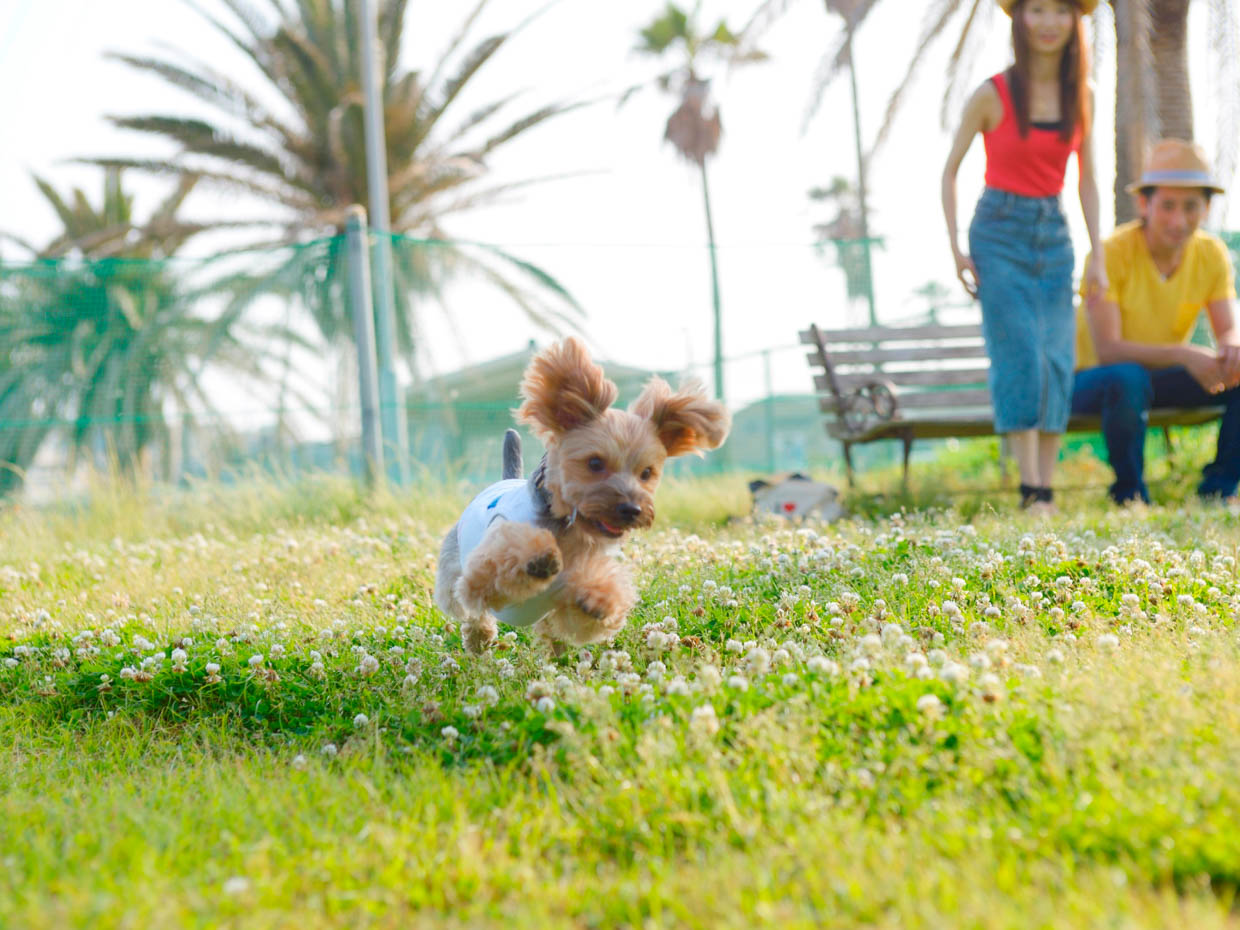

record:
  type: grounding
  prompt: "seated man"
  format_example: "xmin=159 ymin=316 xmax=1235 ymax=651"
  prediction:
xmin=1072 ymin=139 xmax=1240 ymax=504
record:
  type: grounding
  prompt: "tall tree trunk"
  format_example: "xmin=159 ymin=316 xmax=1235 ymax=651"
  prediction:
xmin=1150 ymin=0 xmax=1194 ymax=140
xmin=1113 ymin=0 xmax=1155 ymax=223
xmin=1113 ymin=0 xmax=1194 ymax=223
xmin=700 ymin=161 xmax=725 ymax=403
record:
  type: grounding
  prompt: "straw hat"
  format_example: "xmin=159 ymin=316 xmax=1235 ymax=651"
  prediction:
xmin=998 ymin=0 xmax=1098 ymax=14
xmin=1126 ymin=138 xmax=1226 ymax=194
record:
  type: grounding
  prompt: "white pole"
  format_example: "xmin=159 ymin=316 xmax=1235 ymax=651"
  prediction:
xmin=345 ymin=206 xmax=384 ymax=485
xmin=356 ymin=0 xmax=409 ymax=484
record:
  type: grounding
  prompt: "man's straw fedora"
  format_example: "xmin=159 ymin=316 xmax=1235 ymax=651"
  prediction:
xmin=1126 ymin=138 xmax=1226 ymax=195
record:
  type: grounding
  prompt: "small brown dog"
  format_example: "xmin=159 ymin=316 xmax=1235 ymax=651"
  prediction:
xmin=434 ymin=338 xmax=731 ymax=654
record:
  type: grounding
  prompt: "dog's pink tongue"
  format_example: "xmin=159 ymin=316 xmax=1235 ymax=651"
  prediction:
xmin=599 ymin=519 xmax=621 ymax=535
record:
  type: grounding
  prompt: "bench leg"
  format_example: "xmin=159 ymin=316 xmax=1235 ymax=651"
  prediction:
xmin=842 ymin=441 xmax=855 ymax=488
xmin=901 ymin=430 xmax=914 ymax=492
xmin=1162 ymin=425 xmax=1174 ymax=467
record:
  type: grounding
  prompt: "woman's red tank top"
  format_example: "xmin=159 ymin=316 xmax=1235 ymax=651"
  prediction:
xmin=983 ymin=72 xmax=1081 ymax=198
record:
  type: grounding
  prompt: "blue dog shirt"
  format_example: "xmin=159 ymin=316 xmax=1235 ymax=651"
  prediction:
xmin=456 ymin=478 xmax=563 ymax=627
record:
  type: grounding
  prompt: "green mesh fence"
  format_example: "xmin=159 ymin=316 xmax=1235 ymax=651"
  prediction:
xmin=0 ymin=232 xmax=853 ymax=500
xmin=4 ymin=230 xmax=1236 ymax=500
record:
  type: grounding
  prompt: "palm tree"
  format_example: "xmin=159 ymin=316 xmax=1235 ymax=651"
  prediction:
xmin=633 ymin=2 xmax=767 ymax=402
xmin=810 ymin=176 xmax=880 ymax=311
xmin=86 ymin=0 xmax=587 ymax=377
xmin=743 ymin=0 xmax=1240 ymax=225
xmin=0 ymin=170 xmax=298 ymax=495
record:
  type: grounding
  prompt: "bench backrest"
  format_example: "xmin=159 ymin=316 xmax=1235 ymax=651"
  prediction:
xmin=799 ymin=322 xmax=993 ymax=418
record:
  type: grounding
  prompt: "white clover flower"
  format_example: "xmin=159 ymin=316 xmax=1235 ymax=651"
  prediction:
xmin=939 ymin=662 xmax=969 ymax=684
xmin=859 ymin=634 xmax=882 ymax=656
xmin=782 ymin=672 xmax=799 ymax=687
xmin=665 ymin=676 xmax=692 ymax=696
xmin=726 ymin=674 xmax=750 ymax=692
xmin=321 ymin=743 xmax=338 ymax=757
xmin=724 ymin=638 xmax=744 ymax=654
xmin=905 ymin=652 xmax=928 ymax=669
xmin=222 ymin=877 xmax=250 ymax=896
xmin=743 ymin=647 xmax=771 ymax=676
xmin=689 ymin=704 xmax=720 ymax=736
xmin=353 ymin=713 xmax=370 ymax=728
xmin=535 ymin=696 xmax=556 ymax=714
xmin=133 ymin=635 xmax=155 ymax=652
xmin=269 ymin=644 xmax=286 ymax=660
xmin=979 ymin=672 xmax=1003 ymax=701
xmin=1096 ymin=633 xmax=1120 ymax=649
xmin=291 ymin=754 xmax=307 ymax=770
xmin=807 ymin=656 xmax=839 ymax=676
xmin=892 ymin=573 xmax=909 ymax=585
xmin=916 ymin=693 xmax=944 ymax=717
xmin=526 ymin=679 xmax=552 ymax=701
xmin=477 ymin=685 xmax=500 ymax=706
xmin=881 ymin=622 xmax=904 ymax=642
xmin=927 ymin=649 xmax=948 ymax=667
xmin=99 ymin=629 xmax=120 ymax=648
xmin=1045 ymin=648 xmax=1065 ymax=664
xmin=308 ymin=661 xmax=327 ymax=680
xmin=697 ymin=664 xmax=722 ymax=691
xmin=204 ymin=662 xmax=222 ymax=684
xmin=248 ymin=654 xmax=264 ymax=669
xmin=357 ymin=654 xmax=380 ymax=677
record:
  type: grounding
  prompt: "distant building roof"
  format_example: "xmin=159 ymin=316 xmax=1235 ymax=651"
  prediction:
xmin=416 ymin=340 xmax=679 ymax=406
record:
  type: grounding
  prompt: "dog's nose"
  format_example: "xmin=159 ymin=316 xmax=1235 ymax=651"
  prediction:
xmin=617 ymin=501 xmax=642 ymax=524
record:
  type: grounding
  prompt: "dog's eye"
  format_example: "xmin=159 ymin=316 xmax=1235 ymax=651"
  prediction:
xmin=640 ymin=467 xmax=653 ymax=481
xmin=587 ymin=456 xmax=606 ymax=473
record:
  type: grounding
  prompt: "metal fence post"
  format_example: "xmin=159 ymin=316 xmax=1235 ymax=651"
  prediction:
xmin=357 ymin=0 xmax=410 ymax=486
xmin=345 ymin=206 xmax=384 ymax=486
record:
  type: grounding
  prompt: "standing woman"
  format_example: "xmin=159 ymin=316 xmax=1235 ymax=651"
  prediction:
xmin=942 ymin=0 xmax=1105 ymax=512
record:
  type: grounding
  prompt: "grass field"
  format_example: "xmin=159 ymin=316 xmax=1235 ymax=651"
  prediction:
xmin=4 ymin=449 xmax=1240 ymax=928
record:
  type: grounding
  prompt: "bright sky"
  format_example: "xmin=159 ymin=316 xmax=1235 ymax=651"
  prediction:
xmin=0 ymin=0 xmax=1235 ymax=413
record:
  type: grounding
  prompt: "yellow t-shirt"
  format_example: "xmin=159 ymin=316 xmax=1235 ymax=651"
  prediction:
xmin=1075 ymin=221 xmax=1236 ymax=369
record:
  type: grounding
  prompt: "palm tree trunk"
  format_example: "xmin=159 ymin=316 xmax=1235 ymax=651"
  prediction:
xmin=1113 ymin=0 xmax=1194 ymax=223
xmin=1150 ymin=0 xmax=1193 ymax=140
xmin=700 ymin=160 xmax=725 ymax=403
xmin=1113 ymin=0 xmax=1156 ymax=223
xmin=845 ymin=26 xmax=877 ymax=327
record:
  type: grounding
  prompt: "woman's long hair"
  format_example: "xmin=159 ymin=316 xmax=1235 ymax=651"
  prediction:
xmin=1008 ymin=1 xmax=1090 ymax=142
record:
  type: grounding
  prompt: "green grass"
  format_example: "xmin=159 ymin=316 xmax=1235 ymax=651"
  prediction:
xmin=4 ymin=459 xmax=1240 ymax=928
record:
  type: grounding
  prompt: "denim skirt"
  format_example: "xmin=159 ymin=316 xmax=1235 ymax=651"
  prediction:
xmin=967 ymin=187 xmax=1075 ymax=433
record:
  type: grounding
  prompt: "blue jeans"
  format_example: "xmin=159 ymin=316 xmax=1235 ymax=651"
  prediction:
xmin=968 ymin=188 xmax=1075 ymax=433
xmin=1070 ymin=362 xmax=1240 ymax=503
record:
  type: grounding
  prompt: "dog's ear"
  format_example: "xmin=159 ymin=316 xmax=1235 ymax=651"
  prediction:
xmin=630 ymin=377 xmax=731 ymax=457
xmin=517 ymin=338 xmax=618 ymax=440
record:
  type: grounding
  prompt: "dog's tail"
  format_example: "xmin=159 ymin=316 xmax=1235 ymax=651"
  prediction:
xmin=502 ymin=429 xmax=523 ymax=480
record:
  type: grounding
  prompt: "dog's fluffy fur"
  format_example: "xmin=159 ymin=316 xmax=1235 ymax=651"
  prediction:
xmin=434 ymin=338 xmax=731 ymax=654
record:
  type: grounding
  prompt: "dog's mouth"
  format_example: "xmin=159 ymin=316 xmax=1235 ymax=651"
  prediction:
xmin=591 ymin=517 xmax=626 ymax=538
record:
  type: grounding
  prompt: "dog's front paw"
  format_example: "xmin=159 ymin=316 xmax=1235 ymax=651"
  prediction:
xmin=574 ymin=590 xmax=613 ymax=622
xmin=526 ymin=551 xmax=561 ymax=580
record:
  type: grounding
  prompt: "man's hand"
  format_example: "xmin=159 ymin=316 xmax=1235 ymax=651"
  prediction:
xmin=1184 ymin=345 xmax=1228 ymax=394
xmin=1217 ymin=343 xmax=1240 ymax=389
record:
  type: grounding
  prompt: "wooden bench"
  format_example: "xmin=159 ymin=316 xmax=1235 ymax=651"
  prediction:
xmin=800 ymin=321 xmax=1225 ymax=487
